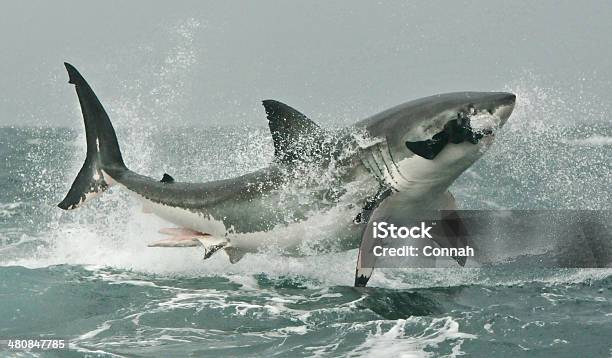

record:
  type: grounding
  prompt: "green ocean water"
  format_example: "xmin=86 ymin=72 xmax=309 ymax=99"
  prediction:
xmin=1 ymin=92 xmax=611 ymax=357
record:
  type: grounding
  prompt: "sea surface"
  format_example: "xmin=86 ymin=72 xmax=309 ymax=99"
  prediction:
xmin=1 ymin=89 xmax=611 ymax=357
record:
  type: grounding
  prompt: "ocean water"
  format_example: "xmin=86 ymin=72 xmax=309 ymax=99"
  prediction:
xmin=1 ymin=86 xmax=611 ymax=358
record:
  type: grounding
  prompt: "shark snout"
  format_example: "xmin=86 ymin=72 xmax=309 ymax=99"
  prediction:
xmin=498 ymin=92 xmax=516 ymax=104
xmin=491 ymin=92 xmax=516 ymax=125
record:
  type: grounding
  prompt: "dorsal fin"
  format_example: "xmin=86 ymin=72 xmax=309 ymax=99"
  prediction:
xmin=160 ymin=173 xmax=174 ymax=183
xmin=262 ymin=100 xmax=326 ymax=164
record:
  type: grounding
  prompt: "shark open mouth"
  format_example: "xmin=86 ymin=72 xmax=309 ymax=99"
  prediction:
xmin=405 ymin=111 xmax=496 ymax=160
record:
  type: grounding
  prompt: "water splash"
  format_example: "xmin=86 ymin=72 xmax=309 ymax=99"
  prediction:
xmin=1 ymin=35 xmax=611 ymax=291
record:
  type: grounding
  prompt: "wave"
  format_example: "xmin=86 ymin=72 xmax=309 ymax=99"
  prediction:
xmin=347 ymin=317 xmax=476 ymax=358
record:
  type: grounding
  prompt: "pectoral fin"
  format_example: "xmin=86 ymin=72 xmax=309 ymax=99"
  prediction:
xmin=354 ymin=191 xmax=469 ymax=287
xmin=355 ymin=252 xmax=374 ymax=287
xmin=354 ymin=188 xmax=393 ymax=287
xmin=438 ymin=210 xmax=469 ymax=266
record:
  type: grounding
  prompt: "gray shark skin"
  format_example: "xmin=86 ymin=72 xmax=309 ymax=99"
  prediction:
xmin=58 ymin=63 xmax=515 ymax=286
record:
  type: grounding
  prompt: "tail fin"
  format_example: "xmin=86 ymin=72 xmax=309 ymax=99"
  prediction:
xmin=58 ymin=63 xmax=128 ymax=210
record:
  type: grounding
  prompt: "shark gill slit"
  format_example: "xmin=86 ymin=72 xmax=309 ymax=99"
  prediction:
xmin=384 ymin=141 xmax=411 ymax=187
xmin=360 ymin=150 xmax=384 ymax=182
xmin=375 ymin=142 xmax=400 ymax=189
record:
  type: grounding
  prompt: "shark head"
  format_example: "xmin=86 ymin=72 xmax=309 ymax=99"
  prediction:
xmin=358 ymin=92 xmax=516 ymax=194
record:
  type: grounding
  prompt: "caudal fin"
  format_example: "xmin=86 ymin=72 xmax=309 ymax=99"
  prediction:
xmin=58 ymin=63 xmax=128 ymax=210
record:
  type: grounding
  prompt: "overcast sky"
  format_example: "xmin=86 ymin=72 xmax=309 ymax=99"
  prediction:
xmin=1 ymin=1 xmax=610 ymax=127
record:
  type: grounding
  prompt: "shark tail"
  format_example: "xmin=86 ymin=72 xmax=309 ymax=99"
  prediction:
xmin=58 ymin=62 xmax=128 ymax=210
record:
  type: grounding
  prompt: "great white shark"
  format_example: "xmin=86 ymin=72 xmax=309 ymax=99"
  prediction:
xmin=58 ymin=63 xmax=515 ymax=287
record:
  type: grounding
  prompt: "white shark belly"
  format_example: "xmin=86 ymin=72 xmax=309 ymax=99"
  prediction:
xmin=133 ymin=193 xmax=228 ymax=237
xmin=130 ymin=191 xmax=304 ymax=252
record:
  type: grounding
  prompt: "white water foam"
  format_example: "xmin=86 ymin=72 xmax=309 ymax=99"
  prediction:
xmin=0 ymin=202 xmax=21 ymax=218
xmin=565 ymin=135 xmax=612 ymax=146
xmin=347 ymin=317 xmax=476 ymax=358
